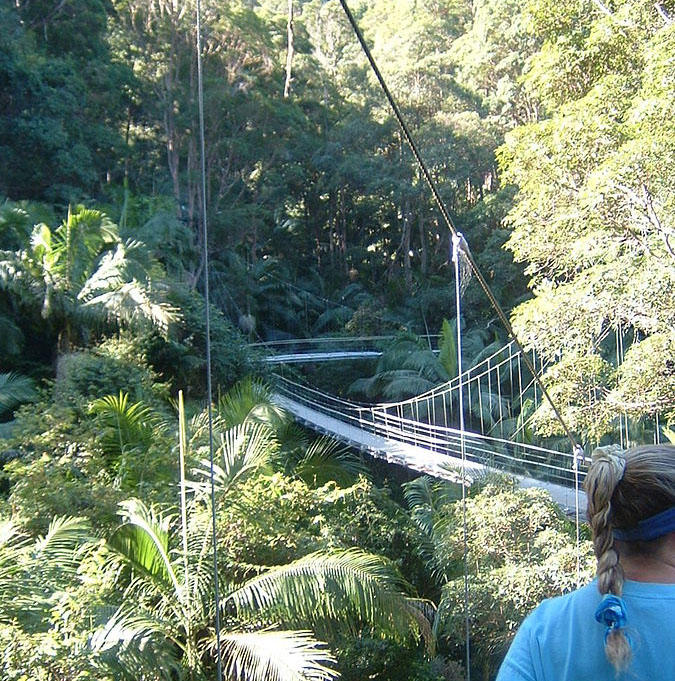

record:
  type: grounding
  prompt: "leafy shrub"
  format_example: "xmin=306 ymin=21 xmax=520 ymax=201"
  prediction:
xmin=336 ymin=635 xmax=444 ymax=681
xmin=217 ymin=474 xmax=427 ymax=591
xmin=53 ymin=336 xmax=167 ymax=409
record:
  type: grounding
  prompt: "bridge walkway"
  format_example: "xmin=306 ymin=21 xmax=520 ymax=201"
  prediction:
xmin=273 ymin=392 xmax=586 ymax=514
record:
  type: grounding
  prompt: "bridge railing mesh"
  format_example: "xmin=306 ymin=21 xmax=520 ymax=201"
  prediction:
xmin=274 ymin=375 xmax=586 ymax=488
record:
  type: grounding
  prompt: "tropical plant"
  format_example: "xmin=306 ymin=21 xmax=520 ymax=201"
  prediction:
xmin=404 ymin=477 xmax=594 ymax=680
xmin=213 ymin=378 xmax=366 ymax=487
xmin=349 ymin=333 xmax=449 ymax=401
xmin=88 ymin=391 xmax=161 ymax=489
xmin=93 ymin=496 xmax=430 ymax=680
xmin=0 ymin=515 xmax=91 ymax=625
xmin=0 ymin=372 xmax=36 ymax=419
xmin=0 ymin=206 xmax=176 ymax=353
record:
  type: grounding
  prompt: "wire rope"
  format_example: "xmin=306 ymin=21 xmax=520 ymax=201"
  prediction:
xmin=195 ymin=2 xmax=224 ymax=678
xmin=452 ymin=233 xmax=471 ymax=680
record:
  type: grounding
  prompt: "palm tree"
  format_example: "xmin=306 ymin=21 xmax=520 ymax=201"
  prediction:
xmin=349 ymin=332 xmax=450 ymax=402
xmin=213 ymin=378 xmax=367 ymax=487
xmin=92 ymin=413 xmax=430 ymax=681
xmin=0 ymin=205 xmax=176 ymax=353
xmin=0 ymin=515 xmax=91 ymax=627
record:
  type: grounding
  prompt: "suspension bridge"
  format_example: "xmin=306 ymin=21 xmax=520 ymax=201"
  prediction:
xmin=257 ymin=337 xmax=588 ymax=514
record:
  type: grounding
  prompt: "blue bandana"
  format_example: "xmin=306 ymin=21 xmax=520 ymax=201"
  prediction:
xmin=613 ymin=506 xmax=675 ymax=542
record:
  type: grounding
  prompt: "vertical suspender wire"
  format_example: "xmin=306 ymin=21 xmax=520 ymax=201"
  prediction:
xmin=573 ymin=444 xmax=584 ymax=587
xmin=453 ymin=233 xmax=471 ymax=681
xmin=615 ymin=326 xmax=624 ymax=448
xmin=195 ymin=2 xmax=224 ymax=678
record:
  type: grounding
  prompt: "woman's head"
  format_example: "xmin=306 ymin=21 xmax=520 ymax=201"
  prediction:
xmin=585 ymin=443 xmax=675 ymax=673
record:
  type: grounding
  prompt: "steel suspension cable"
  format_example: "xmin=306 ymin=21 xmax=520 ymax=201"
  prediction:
xmin=336 ymin=0 xmax=581 ymax=456
xmin=195 ymin=1 xmax=224 ymax=678
xmin=452 ymin=234 xmax=471 ymax=680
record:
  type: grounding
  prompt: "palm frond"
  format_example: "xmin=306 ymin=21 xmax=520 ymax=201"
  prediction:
xmin=91 ymin=605 xmax=183 ymax=680
xmin=82 ymin=276 xmax=178 ymax=334
xmin=108 ymin=499 xmax=180 ymax=595
xmin=33 ymin=516 xmax=90 ymax=573
xmin=293 ymin=436 xmax=368 ymax=487
xmin=79 ymin=242 xmax=179 ymax=333
xmin=218 ymin=377 xmax=286 ymax=429
xmin=0 ymin=520 xmax=29 ymax=604
xmin=192 ymin=422 xmax=277 ymax=497
xmin=219 ymin=630 xmax=338 ymax=681
xmin=89 ymin=391 xmax=156 ymax=460
xmin=0 ymin=372 xmax=37 ymax=416
xmin=381 ymin=372 xmax=437 ymax=400
xmin=225 ymin=549 xmax=427 ymax=645
xmin=470 ymin=388 xmax=511 ymax=427
xmin=91 ymin=605 xmax=178 ymax=652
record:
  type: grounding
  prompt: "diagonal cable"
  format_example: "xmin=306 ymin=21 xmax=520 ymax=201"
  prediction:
xmin=336 ymin=0 xmax=581 ymax=455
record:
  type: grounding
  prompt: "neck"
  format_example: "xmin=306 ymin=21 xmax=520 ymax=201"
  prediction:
xmin=621 ymin=534 xmax=675 ymax=583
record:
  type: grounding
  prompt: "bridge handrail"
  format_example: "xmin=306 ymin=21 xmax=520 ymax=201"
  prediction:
xmin=249 ymin=334 xmax=440 ymax=349
xmin=274 ymin=375 xmax=583 ymax=487
xmin=370 ymin=340 xmax=538 ymax=410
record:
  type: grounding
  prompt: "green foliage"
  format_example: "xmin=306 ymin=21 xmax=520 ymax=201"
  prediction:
xmin=335 ymin=635 xmax=446 ymax=681
xmin=140 ymin=287 xmax=259 ymax=396
xmin=438 ymin=318 xmax=458 ymax=379
xmin=500 ymin=0 xmax=674 ymax=431
xmin=54 ymin=337 xmax=167 ymax=408
xmin=2 ymin=401 xmax=123 ymax=534
xmin=0 ymin=2 xmax=130 ymax=202
xmin=530 ymin=353 xmax=617 ymax=443
xmin=608 ymin=332 xmax=675 ymax=425
xmin=0 ymin=372 xmax=36 ymax=419
xmin=94 ymin=481 xmax=428 ymax=681
xmin=217 ymin=473 xmax=427 ymax=591
xmin=349 ymin=333 xmax=449 ymax=401
xmin=417 ymin=480 xmax=594 ymax=678
xmin=0 ymin=206 xmax=176 ymax=358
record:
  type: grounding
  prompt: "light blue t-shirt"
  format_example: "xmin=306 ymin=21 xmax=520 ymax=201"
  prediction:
xmin=496 ymin=580 xmax=675 ymax=681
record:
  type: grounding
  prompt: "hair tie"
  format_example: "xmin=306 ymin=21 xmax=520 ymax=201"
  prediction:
xmin=595 ymin=594 xmax=628 ymax=643
xmin=591 ymin=445 xmax=626 ymax=481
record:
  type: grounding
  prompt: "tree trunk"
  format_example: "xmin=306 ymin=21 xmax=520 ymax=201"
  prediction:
xmin=283 ymin=0 xmax=294 ymax=97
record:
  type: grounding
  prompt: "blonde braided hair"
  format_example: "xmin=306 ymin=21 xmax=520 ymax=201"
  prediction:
xmin=585 ymin=444 xmax=675 ymax=674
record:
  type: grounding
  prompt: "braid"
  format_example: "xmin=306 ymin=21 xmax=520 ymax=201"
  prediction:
xmin=585 ymin=455 xmax=632 ymax=673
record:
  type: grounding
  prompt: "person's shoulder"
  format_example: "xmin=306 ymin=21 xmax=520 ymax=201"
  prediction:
xmin=526 ymin=582 xmax=598 ymax=625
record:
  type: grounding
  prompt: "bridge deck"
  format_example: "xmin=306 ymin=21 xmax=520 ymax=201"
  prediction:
xmin=274 ymin=393 xmax=586 ymax=514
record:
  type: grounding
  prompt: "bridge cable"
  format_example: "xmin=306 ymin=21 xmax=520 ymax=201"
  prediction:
xmin=452 ymin=234 xmax=471 ymax=680
xmin=336 ymin=0 xmax=582 ymax=457
xmin=195 ymin=1 xmax=224 ymax=678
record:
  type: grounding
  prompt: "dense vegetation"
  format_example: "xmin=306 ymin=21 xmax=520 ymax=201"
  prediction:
xmin=0 ymin=0 xmax=673 ymax=679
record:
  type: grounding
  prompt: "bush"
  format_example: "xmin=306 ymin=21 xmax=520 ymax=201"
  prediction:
xmin=54 ymin=336 xmax=167 ymax=409
xmin=217 ymin=473 xmax=427 ymax=591
xmin=336 ymin=635 xmax=444 ymax=681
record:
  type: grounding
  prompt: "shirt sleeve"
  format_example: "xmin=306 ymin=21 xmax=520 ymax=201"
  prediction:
xmin=495 ymin=615 xmax=539 ymax=681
